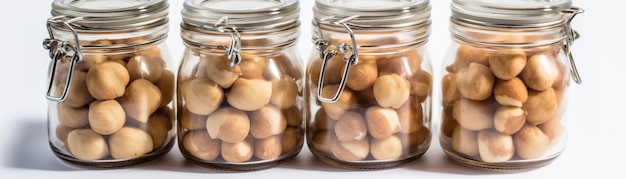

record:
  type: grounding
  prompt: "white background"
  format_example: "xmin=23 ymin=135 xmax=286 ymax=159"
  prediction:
xmin=0 ymin=0 xmax=623 ymax=178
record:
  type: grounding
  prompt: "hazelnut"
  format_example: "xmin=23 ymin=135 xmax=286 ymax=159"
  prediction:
xmin=86 ymin=62 xmax=130 ymax=100
xmin=180 ymin=109 xmax=207 ymax=130
xmin=109 ymin=126 xmax=153 ymax=159
xmin=346 ymin=56 xmax=377 ymax=91
xmin=334 ymin=112 xmax=367 ymax=142
xmin=193 ymin=57 xmax=209 ymax=78
xmin=56 ymin=125 xmax=72 ymax=144
xmin=146 ymin=113 xmax=172 ymax=149
xmin=370 ymin=135 xmax=403 ymax=160
xmin=489 ymin=49 xmax=527 ymax=80
xmin=494 ymin=106 xmax=526 ymax=135
xmin=477 ymin=130 xmax=515 ymax=163
xmin=283 ymin=106 xmax=303 ymax=127
xmin=270 ymin=75 xmax=299 ymax=109
xmin=440 ymin=106 xmax=458 ymax=138
xmin=522 ymin=53 xmax=559 ymax=91
xmin=311 ymin=131 xmax=333 ymax=154
xmin=89 ymin=100 xmax=126 ymax=135
xmin=357 ymin=87 xmax=378 ymax=106
xmin=254 ymin=135 xmax=282 ymax=160
xmin=221 ymin=138 xmax=254 ymax=163
xmin=281 ymin=127 xmax=300 ymax=154
xmin=155 ymin=70 xmax=175 ymax=106
xmin=538 ymin=119 xmax=564 ymax=145
xmin=120 ymin=79 xmax=162 ymax=123
xmin=365 ymin=106 xmax=401 ymax=139
xmin=323 ymin=55 xmax=348 ymax=85
xmin=377 ymin=54 xmax=418 ymax=76
xmin=396 ymin=97 xmax=424 ymax=134
xmin=67 ymin=129 xmax=109 ymax=160
xmin=447 ymin=44 xmax=490 ymax=73
xmin=307 ymin=58 xmax=323 ymax=86
xmin=523 ymin=88 xmax=557 ymax=125
xmin=250 ymin=105 xmax=288 ymax=139
xmin=63 ymin=71 xmax=94 ymax=108
xmin=227 ymin=78 xmax=272 ymax=111
xmin=410 ymin=70 xmax=432 ymax=102
xmin=265 ymin=55 xmax=303 ymax=80
xmin=206 ymin=107 xmax=250 ymax=143
xmin=453 ymin=98 xmax=493 ymax=131
xmin=137 ymin=46 xmax=162 ymax=59
xmin=204 ymin=55 xmax=242 ymax=88
xmin=75 ymin=55 xmax=107 ymax=72
xmin=313 ymin=108 xmax=335 ymax=131
xmin=182 ymin=130 xmax=220 ymax=161
xmin=330 ymin=138 xmax=369 ymax=161
xmin=494 ymin=78 xmax=528 ymax=107
xmin=456 ymin=63 xmax=495 ymax=101
xmin=514 ymin=124 xmax=551 ymax=159
xmin=239 ymin=55 xmax=266 ymax=79
xmin=451 ymin=126 xmax=479 ymax=157
xmin=441 ymin=73 xmax=461 ymax=106
xmin=57 ymin=102 xmax=89 ymax=128
xmin=126 ymin=55 xmax=165 ymax=83
xmin=399 ymin=126 xmax=431 ymax=154
xmin=180 ymin=78 xmax=223 ymax=115
xmin=373 ymin=74 xmax=410 ymax=109
xmin=320 ymin=84 xmax=358 ymax=119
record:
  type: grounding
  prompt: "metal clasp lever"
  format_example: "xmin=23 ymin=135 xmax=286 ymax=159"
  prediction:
xmin=314 ymin=15 xmax=359 ymax=103
xmin=200 ymin=16 xmax=242 ymax=67
xmin=563 ymin=7 xmax=584 ymax=84
xmin=43 ymin=16 xmax=84 ymax=102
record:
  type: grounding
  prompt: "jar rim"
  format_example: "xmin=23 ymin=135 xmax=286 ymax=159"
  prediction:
xmin=451 ymin=0 xmax=573 ymax=27
xmin=51 ymin=0 xmax=168 ymax=30
xmin=313 ymin=0 xmax=431 ymax=29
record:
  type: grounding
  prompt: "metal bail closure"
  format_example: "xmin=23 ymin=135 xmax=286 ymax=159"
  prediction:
xmin=563 ymin=7 xmax=584 ymax=84
xmin=314 ymin=15 xmax=360 ymax=103
xmin=43 ymin=16 xmax=84 ymax=102
xmin=200 ymin=16 xmax=242 ymax=67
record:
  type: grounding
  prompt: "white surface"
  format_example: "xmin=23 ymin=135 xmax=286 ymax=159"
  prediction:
xmin=1 ymin=0 xmax=623 ymax=178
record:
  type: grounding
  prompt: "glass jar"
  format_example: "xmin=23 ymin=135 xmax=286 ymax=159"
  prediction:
xmin=177 ymin=0 xmax=304 ymax=171
xmin=306 ymin=0 xmax=433 ymax=169
xmin=438 ymin=0 xmax=584 ymax=170
xmin=42 ymin=0 xmax=175 ymax=168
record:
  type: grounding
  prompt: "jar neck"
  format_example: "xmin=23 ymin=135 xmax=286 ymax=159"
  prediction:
xmin=450 ymin=18 xmax=567 ymax=47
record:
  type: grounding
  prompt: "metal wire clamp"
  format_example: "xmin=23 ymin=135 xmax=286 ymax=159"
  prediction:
xmin=563 ymin=7 xmax=584 ymax=84
xmin=198 ymin=16 xmax=242 ymax=68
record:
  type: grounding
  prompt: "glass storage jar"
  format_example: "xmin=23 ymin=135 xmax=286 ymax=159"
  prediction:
xmin=42 ymin=0 xmax=175 ymax=168
xmin=306 ymin=0 xmax=433 ymax=169
xmin=438 ymin=0 xmax=584 ymax=170
xmin=177 ymin=0 xmax=304 ymax=171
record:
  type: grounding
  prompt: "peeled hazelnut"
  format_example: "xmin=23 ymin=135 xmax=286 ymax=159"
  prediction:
xmin=67 ymin=129 xmax=109 ymax=160
xmin=180 ymin=109 xmax=208 ymax=130
xmin=397 ymin=97 xmax=424 ymax=134
xmin=205 ymin=55 xmax=242 ymax=88
xmin=330 ymin=138 xmax=369 ymax=161
xmin=365 ymin=106 xmax=401 ymax=139
xmin=494 ymin=106 xmax=526 ymax=135
xmin=56 ymin=125 xmax=72 ymax=144
xmin=494 ymin=78 xmax=528 ymax=107
xmin=373 ymin=74 xmax=410 ymax=109
xmin=270 ymin=75 xmax=299 ymax=109
xmin=63 ymin=71 xmax=94 ymax=108
xmin=57 ymin=102 xmax=89 ymax=128
xmin=283 ymin=106 xmax=303 ymax=127
xmin=522 ymin=53 xmax=559 ymax=91
xmin=221 ymin=138 xmax=254 ymax=163
xmin=346 ymin=57 xmax=377 ymax=91
xmin=514 ymin=124 xmax=551 ymax=159
xmin=86 ymin=62 xmax=130 ymax=100
xmin=538 ymin=119 xmax=564 ymax=145
xmin=76 ymin=55 xmax=107 ymax=72
xmin=206 ymin=107 xmax=250 ymax=143
xmin=324 ymin=55 xmax=348 ymax=85
xmin=193 ymin=57 xmax=209 ymax=78
xmin=357 ymin=87 xmax=378 ymax=107
xmin=109 ymin=126 xmax=153 ymax=159
xmin=451 ymin=126 xmax=479 ymax=157
xmin=320 ymin=84 xmax=358 ymax=119
xmin=440 ymin=106 xmax=458 ymax=138
xmin=399 ymin=126 xmax=431 ymax=154
xmin=334 ymin=112 xmax=367 ymax=141
xmin=126 ymin=55 xmax=165 ymax=83
xmin=447 ymin=44 xmax=490 ymax=73
xmin=254 ymin=135 xmax=282 ymax=160
xmin=456 ymin=63 xmax=495 ymax=101
xmin=281 ymin=127 xmax=300 ymax=154
xmin=265 ymin=55 xmax=304 ymax=80
xmin=477 ymin=130 xmax=514 ymax=163
xmin=155 ymin=70 xmax=175 ymax=106
xmin=523 ymin=88 xmax=557 ymax=125
xmin=489 ymin=49 xmax=527 ymax=80
xmin=442 ymin=73 xmax=461 ymax=106
xmin=227 ymin=78 xmax=272 ymax=111
xmin=182 ymin=130 xmax=220 ymax=161
xmin=311 ymin=131 xmax=333 ymax=154
xmin=89 ymin=100 xmax=126 ymax=135
xmin=137 ymin=46 xmax=162 ymax=59
xmin=307 ymin=58 xmax=323 ymax=86
xmin=377 ymin=53 xmax=420 ymax=76
xmin=250 ymin=105 xmax=288 ymax=139
xmin=239 ymin=55 xmax=266 ymax=79
xmin=146 ymin=113 xmax=172 ymax=149
xmin=453 ymin=98 xmax=493 ymax=131
xmin=120 ymin=79 xmax=162 ymax=123
xmin=370 ymin=135 xmax=403 ymax=160
xmin=313 ymin=108 xmax=335 ymax=131
xmin=410 ymin=70 xmax=432 ymax=102
xmin=180 ymin=78 xmax=224 ymax=115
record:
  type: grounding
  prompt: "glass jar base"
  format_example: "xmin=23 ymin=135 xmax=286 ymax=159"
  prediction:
xmin=181 ymin=148 xmax=302 ymax=172
xmin=310 ymin=149 xmax=425 ymax=170
xmin=442 ymin=148 xmax=561 ymax=171
xmin=50 ymin=140 xmax=174 ymax=169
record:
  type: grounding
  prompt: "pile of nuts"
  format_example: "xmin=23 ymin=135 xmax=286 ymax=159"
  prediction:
xmin=179 ymin=53 xmax=304 ymax=163
xmin=440 ymin=44 xmax=567 ymax=163
xmin=308 ymin=50 xmax=431 ymax=162
xmin=53 ymin=39 xmax=174 ymax=161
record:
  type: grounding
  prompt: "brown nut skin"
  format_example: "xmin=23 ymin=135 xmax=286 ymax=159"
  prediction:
xmin=494 ymin=106 xmax=527 ymax=135
xmin=120 ymin=79 xmax=162 ymax=123
xmin=67 ymin=129 xmax=109 ymax=160
xmin=523 ymin=88 xmax=557 ymax=125
xmin=182 ymin=130 xmax=220 ymax=161
xmin=346 ymin=56 xmax=377 ymax=91
xmin=477 ymin=130 xmax=515 ymax=163
xmin=283 ymin=106 xmax=303 ymax=127
xmin=311 ymin=131 xmax=333 ymax=154
xmin=126 ymin=55 xmax=165 ymax=83
xmin=447 ymin=44 xmax=490 ymax=73
xmin=57 ymin=102 xmax=89 ymax=128
xmin=146 ymin=113 xmax=172 ymax=149
xmin=155 ymin=70 xmax=175 ymax=106
xmin=453 ymin=98 xmax=494 ymax=131
xmin=313 ymin=108 xmax=335 ymax=131
xmin=538 ymin=119 xmax=564 ymax=145
xmin=239 ymin=55 xmax=266 ymax=79
xmin=489 ymin=49 xmax=527 ymax=80
xmin=86 ymin=62 xmax=130 ymax=100
xmin=397 ymin=97 xmax=424 ymax=134
xmin=410 ymin=70 xmax=432 ymax=103
xmin=398 ymin=126 xmax=430 ymax=154
xmin=89 ymin=100 xmax=126 ymax=135
xmin=440 ymin=106 xmax=458 ymax=138
xmin=221 ymin=138 xmax=254 ymax=163
xmin=357 ymin=87 xmax=378 ymax=107
xmin=206 ymin=107 xmax=250 ymax=143
xmin=180 ymin=109 xmax=208 ymax=130
xmin=254 ymin=135 xmax=282 ymax=160
xmin=514 ymin=124 xmax=551 ymax=159
xmin=320 ymin=85 xmax=358 ymax=119
xmin=270 ymin=75 xmax=299 ymax=109
xmin=373 ymin=74 xmax=411 ymax=109
xmin=334 ymin=112 xmax=367 ymax=142
xmin=456 ymin=63 xmax=495 ymax=101
xmin=365 ymin=106 xmax=401 ymax=139
xmin=494 ymin=78 xmax=528 ymax=107
xmin=307 ymin=57 xmax=323 ymax=87
xmin=281 ymin=127 xmax=300 ymax=154
xmin=370 ymin=135 xmax=403 ymax=160
xmin=63 ymin=71 xmax=94 ymax=108
xmin=441 ymin=73 xmax=461 ymax=106
xmin=180 ymin=78 xmax=224 ymax=115
xmin=227 ymin=78 xmax=272 ymax=111
xmin=451 ymin=126 xmax=479 ymax=157
xmin=204 ymin=55 xmax=242 ymax=88
xmin=522 ymin=53 xmax=559 ymax=91
xmin=250 ymin=105 xmax=288 ymax=139
xmin=109 ymin=126 xmax=154 ymax=159
xmin=330 ymin=138 xmax=369 ymax=161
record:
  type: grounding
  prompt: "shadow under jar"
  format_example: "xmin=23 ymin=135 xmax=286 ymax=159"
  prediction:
xmin=306 ymin=0 xmax=434 ymax=170
xmin=438 ymin=0 xmax=584 ymax=171
xmin=42 ymin=0 xmax=176 ymax=168
xmin=177 ymin=0 xmax=304 ymax=171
